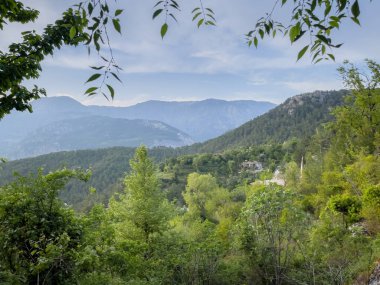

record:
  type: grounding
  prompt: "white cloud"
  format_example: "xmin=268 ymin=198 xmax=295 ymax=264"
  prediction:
xmin=44 ymin=53 xmax=98 ymax=70
xmin=2 ymin=0 xmax=380 ymax=106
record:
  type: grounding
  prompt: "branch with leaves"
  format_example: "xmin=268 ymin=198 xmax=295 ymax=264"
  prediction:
xmin=246 ymin=0 xmax=363 ymax=63
xmin=0 ymin=0 xmax=123 ymax=119
xmin=152 ymin=0 xmax=216 ymax=39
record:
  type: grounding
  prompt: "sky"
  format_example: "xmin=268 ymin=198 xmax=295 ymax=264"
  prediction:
xmin=1 ymin=0 xmax=380 ymax=106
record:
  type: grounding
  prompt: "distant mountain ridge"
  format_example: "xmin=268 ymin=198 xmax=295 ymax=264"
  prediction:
xmin=5 ymin=116 xmax=193 ymax=159
xmin=0 ymin=96 xmax=275 ymax=159
xmin=89 ymin=98 xmax=275 ymax=141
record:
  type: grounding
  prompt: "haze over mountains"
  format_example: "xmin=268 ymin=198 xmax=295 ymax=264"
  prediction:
xmin=0 ymin=96 xmax=275 ymax=159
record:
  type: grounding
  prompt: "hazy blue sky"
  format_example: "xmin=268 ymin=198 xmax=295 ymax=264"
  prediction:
xmin=2 ymin=0 xmax=380 ymax=105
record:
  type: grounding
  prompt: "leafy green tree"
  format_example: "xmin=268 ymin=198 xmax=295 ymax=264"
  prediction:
xmin=0 ymin=0 xmax=124 ymax=118
xmin=183 ymin=173 xmax=221 ymax=221
xmin=362 ymin=184 xmax=380 ymax=234
xmin=328 ymin=60 xmax=380 ymax=163
xmin=328 ymin=194 xmax=362 ymax=226
xmin=284 ymin=161 xmax=300 ymax=189
xmin=0 ymin=168 xmax=90 ymax=284
xmin=308 ymin=207 xmax=373 ymax=284
xmin=239 ymin=184 xmax=309 ymax=285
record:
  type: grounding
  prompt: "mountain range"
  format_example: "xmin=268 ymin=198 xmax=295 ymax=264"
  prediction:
xmin=0 ymin=96 xmax=275 ymax=159
xmin=0 ymin=90 xmax=348 ymax=209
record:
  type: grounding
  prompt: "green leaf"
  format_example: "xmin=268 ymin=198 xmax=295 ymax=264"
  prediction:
xmin=207 ymin=13 xmax=216 ymax=21
xmin=254 ymin=36 xmax=258 ymax=48
xmin=316 ymin=34 xmax=330 ymax=45
xmin=69 ymin=26 xmax=76 ymax=39
xmin=112 ymin=19 xmax=121 ymax=34
xmin=327 ymin=53 xmax=335 ymax=61
xmin=154 ymin=1 xmax=164 ymax=8
xmin=310 ymin=0 xmax=317 ymax=11
xmin=102 ymin=92 xmax=110 ymax=101
xmin=289 ymin=24 xmax=300 ymax=43
xmin=329 ymin=21 xmax=339 ymax=28
xmin=197 ymin=18 xmax=204 ymax=28
xmin=258 ymin=29 xmax=264 ymax=39
xmin=88 ymin=2 xmax=94 ymax=15
xmin=351 ymin=0 xmax=360 ymax=18
xmin=169 ymin=13 xmax=178 ymax=22
xmin=90 ymin=66 xmax=105 ymax=70
xmin=297 ymin=45 xmax=309 ymax=61
xmin=351 ymin=17 xmax=360 ymax=26
xmin=192 ymin=12 xmax=201 ymax=21
xmin=115 ymin=9 xmax=123 ymax=16
xmin=338 ymin=0 xmax=347 ymax=11
xmin=111 ymin=72 xmax=122 ymax=83
xmin=192 ymin=7 xmax=200 ymax=13
xmin=86 ymin=73 xmax=101 ymax=83
xmin=153 ymin=9 xmax=163 ymax=19
xmin=324 ymin=3 xmax=332 ymax=17
xmin=293 ymin=30 xmax=305 ymax=42
xmin=106 ymin=84 xmax=115 ymax=99
xmin=171 ymin=0 xmax=180 ymax=8
xmin=160 ymin=23 xmax=168 ymax=38
xmin=85 ymin=87 xmax=98 ymax=94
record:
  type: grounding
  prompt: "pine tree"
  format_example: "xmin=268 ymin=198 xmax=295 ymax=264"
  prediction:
xmin=123 ymin=145 xmax=169 ymax=242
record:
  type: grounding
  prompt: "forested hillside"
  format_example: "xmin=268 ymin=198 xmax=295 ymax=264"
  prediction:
xmin=192 ymin=90 xmax=348 ymax=153
xmin=0 ymin=146 xmax=184 ymax=211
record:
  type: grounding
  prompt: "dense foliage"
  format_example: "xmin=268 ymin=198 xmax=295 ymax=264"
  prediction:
xmin=1 ymin=60 xmax=380 ymax=284
xmin=0 ymin=147 xmax=183 ymax=211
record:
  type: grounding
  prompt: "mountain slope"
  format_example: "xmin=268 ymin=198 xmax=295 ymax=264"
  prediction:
xmin=88 ymin=98 xmax=276 ymax=141
xmin=0 ymin=97 xmax=275 ymax=144
xmin=0 ymin=147 xmax=182 ymax=211
xmin=5 ymin=116 xmax=193 ymax=159
xmin=191 ymin=90 xmax=348 ymax=153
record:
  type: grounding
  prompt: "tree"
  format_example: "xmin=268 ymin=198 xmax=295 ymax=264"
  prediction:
xmin=0 ymin=0 xmax=124 ymax=118
xmin=0 ymin=0 xmax=375 ymax=118
xmin=327 ymin=60 xmax=380 ymax=164
xmin=106 ymin=146 xmax=173 ymax=282
xmin=183 ymin=173 xmax=219 ymax=221
xmin=0 ymin=168 xmax=90 ymax=284
xmin=239 ymin=184 xmax=309 ymax=284
xmin=118 ymin=145 xmax=170 ymax=242
xmin=245 ymin=0 xmax=366 ymax=62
